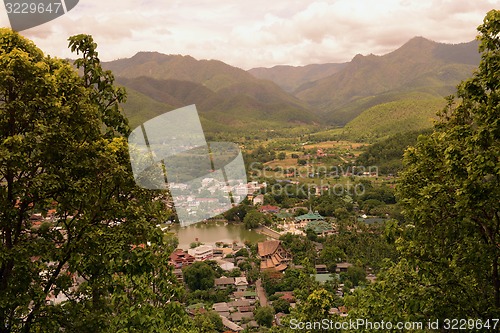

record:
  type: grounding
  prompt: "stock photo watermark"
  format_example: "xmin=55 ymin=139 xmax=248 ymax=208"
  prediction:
xmin=3 ymin=0 xmax=79 ymax=31
xmin=127 ymin=104 xmax=247 ymax=227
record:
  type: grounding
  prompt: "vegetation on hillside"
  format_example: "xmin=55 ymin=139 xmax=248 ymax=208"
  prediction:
xmin=341 ymin=97 xmax=445 ymax=141
xmin=356 ymin=129 xmax=433 ymax=174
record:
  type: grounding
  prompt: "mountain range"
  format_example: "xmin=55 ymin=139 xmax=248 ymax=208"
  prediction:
xmin=103 ymin=36 xmax=480 ymax=142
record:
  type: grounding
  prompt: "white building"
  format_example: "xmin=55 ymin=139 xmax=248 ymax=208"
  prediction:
xmin=188 ymin=245 xmax=214 ymax=261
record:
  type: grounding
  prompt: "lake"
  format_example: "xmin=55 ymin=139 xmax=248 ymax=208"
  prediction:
xmin=170 ymin=220 xmax=267 ymax=249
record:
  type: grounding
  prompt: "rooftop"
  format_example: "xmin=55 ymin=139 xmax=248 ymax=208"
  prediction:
xmin=257 ymin=240 xmax=281 ymax=257
xmin=295 ymin=210 xmax=324 ymax=222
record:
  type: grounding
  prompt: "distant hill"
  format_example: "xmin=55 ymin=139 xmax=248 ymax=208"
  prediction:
xmin=104 ymin=53 xmax=321 ymax=133
xmin=340 ymin=94 xmax=446 ymax=141
xmin=248 ymin=63 xmax=346 ymax=92
xmin=293 ymin=37 xmax=480 ymax=125
xmin=106 ymin=37 xmax=481 ymax=142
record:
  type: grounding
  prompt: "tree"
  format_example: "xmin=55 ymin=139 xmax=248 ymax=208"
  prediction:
xmin=340 ymin=266 xmax=366 ymax=287
xmin=349 ymin=10 xmax=500 ymax=323
xmin=277 ymin=152 xmax=286 ymax=160
xmin=292 ymin=289 xmax=334 ymax=325
xmin=192 ymin=310 xmax=224 ymax=333
xmin=243 ymin=209 xmax=265 ymax=229
xmin=254 ymin=306 xmax=275 ymax=327
xmin=182 ymin=262 xmax=215 ymax=291
xmin=272 ymin=298 xmax=291 ymax=314
xmin=0 ymin=30 xmax=189 ymax=332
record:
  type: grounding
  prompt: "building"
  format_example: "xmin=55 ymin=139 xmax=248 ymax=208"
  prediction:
xmin=169 ymin=249 xmax=195 ymax=269
xmin=335 ymin=262 xmax=353 ymax=273
xmin=305 ymin=220 xmax=334 ymax=236
xmin=188 ymin=244 xmax=214 ymax=261
xmin=259 ymin=205 xmax=280 ymax=214
xmin=252 ymin=194 xmax=264 ymax=205
xmin=214 ymin=277 xmax=235 ymax=290
xmin=295 ymin=210 xmax=325 ymax=226
xmin=234 ymin=277 xmax=249 ymax=292
xmin=257 ymin=240 xmax=292 ymax=271
xmin=221 ymin=315 xmax=244 ymax=332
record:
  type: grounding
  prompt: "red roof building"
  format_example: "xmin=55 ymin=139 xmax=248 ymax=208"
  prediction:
xmin=169 ymin=249 xmax=195 ymax=269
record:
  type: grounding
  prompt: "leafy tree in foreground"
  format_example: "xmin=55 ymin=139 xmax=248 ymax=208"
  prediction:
xmin=0 ymin=30 xmax=190 ymax=332
xmin=347 ymin=9 xmax=500 ymax=328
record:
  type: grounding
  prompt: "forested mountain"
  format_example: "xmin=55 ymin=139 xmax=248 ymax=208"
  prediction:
xmin=251 ymin=37 xmax=480 ymax=127
xmin=103 ymin=54 xmax=319 ymax=132
xmin=104 ymin=38 xmax=480 ymax=141
xmin=248 ymin=63 xmax=346 ymax=92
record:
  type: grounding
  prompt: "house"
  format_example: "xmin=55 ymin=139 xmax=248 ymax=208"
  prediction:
xmin=234 ymin=277 xmax=248 ymax=292
xmin=214 ymin=277 xmax=235 ymax=290
xmin=230 ymin=312 xmax=254 ymax=323
xmin=275 ymin=211 xmax=293 ymax=221
xmin=315 ymin=264 xmax=328 ymax=274
xmin=230 ymin=299 xmax=251 ymax=308
xmin=259 ymin=205 xmax=280 ymax=214
xmin=169 ymin=249 xmax=195 ymax=269
xmin=243 ymin=291 xmax=257 ymax=299
xmin=242 ymin=320 xmax=259 ymax=330
xmin=233 ymin=291 xmax=257 ymax=301
xmin=173 ymin=268 xmax=183 ymax=282
xmin=213 ymin=247 xmax=234 ymax=258
xmin=275 ymin=312 xmax=287 ymax=326
xmin=220 ymin=315 xmax=244 ymax=332
xmin=335 ymin=262 xmax=353 ymax=273
xmin=186 ymin=303 xmax=206 ymax=316
xmin=252 ymin=194 xmax=264 ymax=205
xmin=237 ymin=306 xmax=255 ymax=313
xmin=257 ymin=240 xmax=292 ymax=271
xmin=276 ymin=291 xmax=295 ymax=303
xmin=188 ymin=244 xmax=213 ymax=261
xmin=213 ymin=302 xmax=231 ymax=314
xmin=218 ymin=260 xmax=235 ymax=271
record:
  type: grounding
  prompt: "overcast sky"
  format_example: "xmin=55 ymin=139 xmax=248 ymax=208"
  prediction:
xmin=0 ymin=0 xmax=498 ymax=69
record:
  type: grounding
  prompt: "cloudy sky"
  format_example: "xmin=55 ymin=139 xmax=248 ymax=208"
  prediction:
xmin=0 ymin=0 xmax=497 ymax=69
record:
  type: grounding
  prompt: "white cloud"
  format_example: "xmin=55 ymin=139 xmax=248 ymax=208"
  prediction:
xmin=5 ymin=0 xmax=499 ymax=69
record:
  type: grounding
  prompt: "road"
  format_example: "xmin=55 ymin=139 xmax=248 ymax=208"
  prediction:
xmin=256 ymin=278 xmax=268 ymax=307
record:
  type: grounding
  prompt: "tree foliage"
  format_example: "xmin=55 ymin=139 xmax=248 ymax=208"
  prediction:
xmin=182 ymin=261 xmax=215 ymax=291
xmin=243 ymin=209 xmax=267 ymax=229
xmin=0 ymin=30 xmax=189 ymax=332
xmin=348 ymin=9 xmax=500 ymax=325
xmin=254 ymin=306 xmax=275 ymax=327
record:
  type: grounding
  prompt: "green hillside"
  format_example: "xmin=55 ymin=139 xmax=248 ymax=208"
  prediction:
xmin=120 ymin=83 xmax=320 ymax=142
xmin=107 ymin=53 xmax=320 ymax=133
xmin=340 ymin=97 xmax=446 ymax=142
xmin=111 ymin=38 xmax=480 ymax=143
xmin=293 ymin=37 xmax=479 ymax=125
xmin=121 ymin=88 xmax=174 ymax=129
xmin=356 ymin=128 xmax=433 ymax=175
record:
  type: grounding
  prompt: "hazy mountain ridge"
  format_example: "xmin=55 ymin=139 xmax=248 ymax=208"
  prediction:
xmin=248 ymin=63 xmax=347 ymax=92
xmin=249 ymin=37 xmax=480 ymax=127
xmin=105 ymin=54 xmax=320 ymax=131
xmin=106 ymin=37 xmax=481 ymax=141
xmin=296 ymin=37 xmax=480 ymax=125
